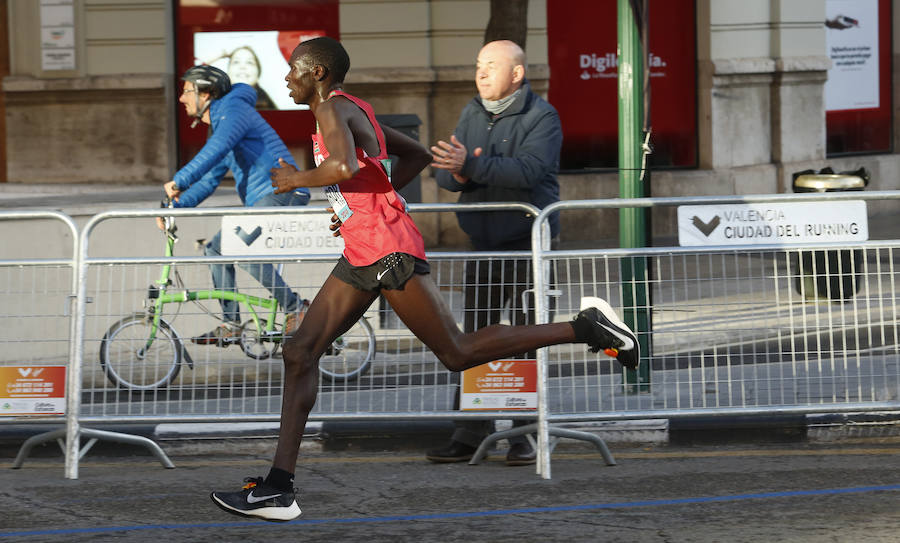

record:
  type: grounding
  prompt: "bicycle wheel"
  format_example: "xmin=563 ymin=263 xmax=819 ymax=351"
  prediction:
xmin=99 ymin=312 xmax=183 ymax=390
xmin=319 ymin=317 xmax=376 ymax=382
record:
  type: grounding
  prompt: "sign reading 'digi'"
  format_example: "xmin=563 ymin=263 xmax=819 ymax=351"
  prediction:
xmin=678 ymin=201 xmax=868 ymax=246
xmin=460 ymin=359 xmax=537 ymax=411
xmin=221 ymin=214 xmax=344 ymax=256
xmin=0 ymin=366 xmax=66 ymax=416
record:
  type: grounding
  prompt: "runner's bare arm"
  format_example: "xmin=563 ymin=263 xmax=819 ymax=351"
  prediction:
xmin=271 ymin=101 xmax=359 ymax=192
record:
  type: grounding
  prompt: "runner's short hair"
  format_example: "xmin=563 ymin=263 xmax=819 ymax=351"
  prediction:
xmin=297 ymin=37 xmax=351 ymax=84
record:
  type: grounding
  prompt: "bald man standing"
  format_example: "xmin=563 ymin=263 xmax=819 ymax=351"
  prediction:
xmin=429 ymin=40 xmax=563 ymax=466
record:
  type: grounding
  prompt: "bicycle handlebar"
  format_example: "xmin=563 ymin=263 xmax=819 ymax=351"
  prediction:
xmin=160 ymin=196 xmax=178 ymax=240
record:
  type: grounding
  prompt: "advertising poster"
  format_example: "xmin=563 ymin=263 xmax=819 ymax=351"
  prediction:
xmin=1 ymin=366 xmax=66 ymax=416
xmin=547 ymin=0 xmax=697 ymax=169
xmin=176 ymin=3 xmax=338 ymax=169
xmin=825 ymin=0 xmax=879 ymax=111
xmin=193 ymin=30 xmax=324 ymax=111
xmin=460 ymin=360 xmax=537 ymax=411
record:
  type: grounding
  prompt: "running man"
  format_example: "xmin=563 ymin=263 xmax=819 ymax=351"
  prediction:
xmin=210 ymin=37 xmax=639 ymax=522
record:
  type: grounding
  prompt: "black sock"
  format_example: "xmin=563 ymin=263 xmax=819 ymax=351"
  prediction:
xmin=570 ymin=317 xmax=591 ymax=343
xmin=264 ymin=467 xmax=294 ymax=492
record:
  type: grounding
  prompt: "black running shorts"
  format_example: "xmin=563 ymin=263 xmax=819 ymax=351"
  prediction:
xmin=332 ymin=252 xmax=430 ymax=292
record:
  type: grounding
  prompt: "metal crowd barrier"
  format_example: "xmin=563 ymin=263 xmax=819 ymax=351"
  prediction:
xmin=529 ymin=191 xmax=900 ymax=478
xmin=54 ymin=203 xmax=547 ymax=478
xmin=0 ymin=211 xmax=109 ymax=471
xmin=8 ymin=194 xmax=900 ymax=481
xmin=0 ymin=210 xmax=78 ymax=366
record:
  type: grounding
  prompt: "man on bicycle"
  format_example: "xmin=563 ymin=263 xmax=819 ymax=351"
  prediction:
xmin=165 ymin=65 xmax=311 ymax=345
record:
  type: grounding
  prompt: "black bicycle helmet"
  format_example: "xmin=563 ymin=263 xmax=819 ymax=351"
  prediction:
xmin=182 ymin=65 xmax=231 ymax=127
xmin=182 ymin=65 xmax=231 ymax=98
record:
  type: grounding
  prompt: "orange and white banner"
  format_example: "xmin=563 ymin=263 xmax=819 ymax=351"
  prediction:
xmin=460 ymin=359 xmax=536 ymax=410
xmin=0 ymin=366 xmax=66 ymax=416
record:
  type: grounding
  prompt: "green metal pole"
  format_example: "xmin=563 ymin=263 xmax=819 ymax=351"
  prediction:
xmin=617 ymin=0 xmax=650 ymax=390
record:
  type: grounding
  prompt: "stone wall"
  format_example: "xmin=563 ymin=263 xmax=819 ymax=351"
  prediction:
xmin=3 ymin=0 xmax=900 ymax=246
xmin=4 ymin=75 xmax=173 ymax=183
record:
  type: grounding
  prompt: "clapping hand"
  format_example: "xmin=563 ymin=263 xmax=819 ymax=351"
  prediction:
xmin=430 ymin=134 xmax=482 ymax=183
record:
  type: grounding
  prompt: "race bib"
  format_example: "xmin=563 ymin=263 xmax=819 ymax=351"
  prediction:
xmin=324 ymin=184 xmax=353 ymax=222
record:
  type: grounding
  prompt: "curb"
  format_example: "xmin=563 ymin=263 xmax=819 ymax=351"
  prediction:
xmin=4 ymin=413 xmax=900 ymax=462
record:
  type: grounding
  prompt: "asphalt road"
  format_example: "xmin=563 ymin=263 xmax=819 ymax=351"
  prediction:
xmin=3 ymin=440 xmax=900 ymax=542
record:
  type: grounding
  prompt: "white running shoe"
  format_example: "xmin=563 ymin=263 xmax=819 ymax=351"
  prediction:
xmin=574 ymin=298 xmax=640 ymax=371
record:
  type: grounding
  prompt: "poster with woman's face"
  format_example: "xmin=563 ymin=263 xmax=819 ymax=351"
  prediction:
xmin=193 ymin=30 xmax=324 ymax=110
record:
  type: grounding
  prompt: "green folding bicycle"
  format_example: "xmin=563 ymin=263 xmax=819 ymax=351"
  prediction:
xmin=98 ymin=213 xmax=376 ymax=391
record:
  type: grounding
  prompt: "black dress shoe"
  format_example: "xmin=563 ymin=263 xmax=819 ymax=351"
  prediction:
xmin=425 ymin=441 xmax=477 ymax=463
xmin=505 ymin=441 xmax=536 ymax=466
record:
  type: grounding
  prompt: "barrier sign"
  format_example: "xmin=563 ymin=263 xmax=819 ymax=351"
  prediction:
xmin=460 ymin=359 xmax=537 ymax=410
xmin=1 ymin=366 xmax=66 ymax=416
xmin=678 ymin=201 xmax=868 ymax=246
xmin=221 ymin=213 xmax=344 ymax=255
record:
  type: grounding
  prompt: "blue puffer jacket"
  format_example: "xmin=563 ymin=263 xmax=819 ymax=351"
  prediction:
xmin=172 ymin=83 xmax=309 ymax=208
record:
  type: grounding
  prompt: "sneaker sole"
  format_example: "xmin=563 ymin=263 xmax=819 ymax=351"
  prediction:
xmin=210 ymin=492 xmax=301 ymax=522
xmin=586 ymin=298 xmax=640 ymax=371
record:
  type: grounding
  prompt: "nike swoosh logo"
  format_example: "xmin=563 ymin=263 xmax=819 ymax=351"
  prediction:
xmin=246 ymin=491 xmax=281 ymax=504
xmin=596 ymin=320 xmax=635 ymax=350
xmin=376 ymin=270 xmax=388 ymax=280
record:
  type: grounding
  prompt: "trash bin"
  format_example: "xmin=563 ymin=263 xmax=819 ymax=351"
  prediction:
xmin=375 ymin=114 xmax=422 ymax=204
xmin=790 ymin=167 xmax=868 ymax=302
xmin=375 ymin=114 xmax=423 ymax=328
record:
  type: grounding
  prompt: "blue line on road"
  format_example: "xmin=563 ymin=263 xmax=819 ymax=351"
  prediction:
xmin=4 ymin=483 xmax=899 ymax=538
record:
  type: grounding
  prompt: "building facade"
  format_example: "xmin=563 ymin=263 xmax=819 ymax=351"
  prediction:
xmin=3 ymin=0 xmax=898 ymax=244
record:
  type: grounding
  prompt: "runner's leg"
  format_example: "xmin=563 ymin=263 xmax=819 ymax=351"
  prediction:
xmin=382 ymin=274 xmax=575 ymax=372
xmin=273 ymin=273 xmax=378 ymax=472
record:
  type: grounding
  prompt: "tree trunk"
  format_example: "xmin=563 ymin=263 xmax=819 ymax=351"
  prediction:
xmin=484 ymin=0 xmax=528 ymax=49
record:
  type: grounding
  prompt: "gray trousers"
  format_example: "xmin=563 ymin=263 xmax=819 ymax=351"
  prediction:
xmin=451 ymin=239 xmax=558 ymax=447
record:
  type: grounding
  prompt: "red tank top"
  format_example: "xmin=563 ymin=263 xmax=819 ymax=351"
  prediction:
xmin=312 ymin=90 xmax=427 ymax=266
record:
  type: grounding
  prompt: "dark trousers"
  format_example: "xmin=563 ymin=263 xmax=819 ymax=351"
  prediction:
xmin=450 ymin=240 xmax=557 ymax=448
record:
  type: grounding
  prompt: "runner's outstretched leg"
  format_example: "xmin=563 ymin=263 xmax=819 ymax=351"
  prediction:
xmin=382 ymin=274 xmax=576 ymax=372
